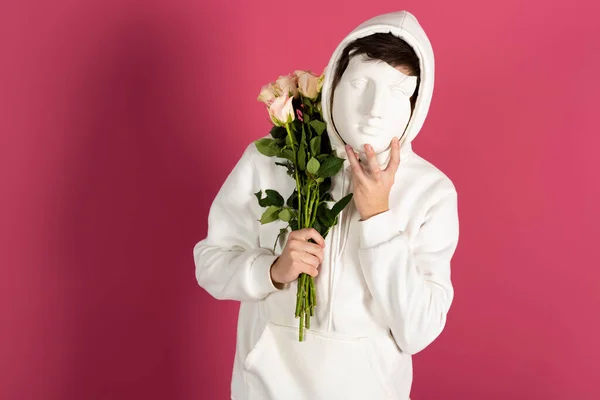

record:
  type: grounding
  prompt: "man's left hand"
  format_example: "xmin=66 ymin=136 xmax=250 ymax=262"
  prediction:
xmin=345 ymin=136 xmax=401 ymax=221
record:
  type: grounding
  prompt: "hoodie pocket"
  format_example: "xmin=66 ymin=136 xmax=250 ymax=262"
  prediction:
xmin=243 ymin=322 xmax=392 ymax=400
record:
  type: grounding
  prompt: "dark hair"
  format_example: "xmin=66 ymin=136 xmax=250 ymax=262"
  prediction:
xmin=330 ymin=32 xmax=421 ymax=125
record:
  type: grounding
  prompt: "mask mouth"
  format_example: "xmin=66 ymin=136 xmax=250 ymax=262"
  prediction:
xmin=362 ymin=118 xmax=385 ymax=128
xmin=357 ymin=125 xmax=383 ymax=136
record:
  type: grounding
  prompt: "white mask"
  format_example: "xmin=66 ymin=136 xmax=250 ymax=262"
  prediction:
xmin=331 ymin=54 xmax=418 ymax=156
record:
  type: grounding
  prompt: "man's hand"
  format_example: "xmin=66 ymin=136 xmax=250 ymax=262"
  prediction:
xmin=270 ymin=228 xmax=325 ymax=288
xmin=345 ymin=136 xmax=401 ymax=221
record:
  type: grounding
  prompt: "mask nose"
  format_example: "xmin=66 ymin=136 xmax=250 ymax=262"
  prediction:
xmin=365 ymin=85 xmax=385 ymax=119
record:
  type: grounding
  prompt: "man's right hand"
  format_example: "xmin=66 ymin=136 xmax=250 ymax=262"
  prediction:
xmin=270 ymin=228 xmax=326 ymax=288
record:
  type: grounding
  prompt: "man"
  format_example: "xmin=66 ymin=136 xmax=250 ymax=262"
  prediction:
xmin=194 ymin=10 xmax=459 ymax=400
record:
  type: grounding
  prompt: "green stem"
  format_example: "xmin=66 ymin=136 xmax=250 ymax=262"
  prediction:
xmin=309 ymin=186 xmax=318 ymax=226
xmin=299 ymin=305 xmax=304 ymax=341
xmin=285 ymin=124 xmax=302 ymax=227
xmin=305 ymin=185 xmax=311 ymax=228
xmin=284 ymin=122 xmax=322 ymax=342
xmin=310 ymin=276 xmax=316 ymax=310
xmin=305 ymin=306 xmax=310 ymax=329
xmin=295 ymin=273 xmax=305 ymax=317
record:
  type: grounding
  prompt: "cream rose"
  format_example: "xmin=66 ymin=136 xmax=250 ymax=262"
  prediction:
xmin=276 ymin=74 xmax=299 ymax=98
xmin=297 ymin=70 xmax=321 ymax=99
xmin=268 ymin=94 xmax=295 ymax=126
xmin=257 ymin=82 xmax=278 ymax=106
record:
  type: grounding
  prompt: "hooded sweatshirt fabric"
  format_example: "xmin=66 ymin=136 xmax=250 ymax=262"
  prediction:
xmin=194 ymin=10 xmax=459 ymax=400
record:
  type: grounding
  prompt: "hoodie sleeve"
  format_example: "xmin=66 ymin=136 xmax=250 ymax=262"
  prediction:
xmin=193 ymin=143 xmax=281 ymax=302
xmin=357 ymin=188 xmax=459 ymax=355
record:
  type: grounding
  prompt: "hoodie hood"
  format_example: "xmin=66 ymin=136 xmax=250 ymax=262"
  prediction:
xmin=320 ymin=10 xmax=435 ymax=169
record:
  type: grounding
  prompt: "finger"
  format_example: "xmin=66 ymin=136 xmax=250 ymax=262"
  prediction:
xmin=345 ymin=145 xmax=365 ymax=179
xmin=290 ymin=240 xmax=324 ymax=264
xmin=290 ymin=228 xmax=325 ymax=247
xmin=298 ymin=261 xmax=319 ymax=277
xmin=385 ymin=136 xmax=401 ymax=174
xmin=300 ymin=252 xmax=321 ymax=268
xmin=364 ymin=143 xmax=381 ymax=175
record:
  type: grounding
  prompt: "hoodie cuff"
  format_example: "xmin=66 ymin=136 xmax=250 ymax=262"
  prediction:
xmin=250 ymin=252 xmax=282 ymax=298
xmin=358 ymin=209 xmax=402 ymax=249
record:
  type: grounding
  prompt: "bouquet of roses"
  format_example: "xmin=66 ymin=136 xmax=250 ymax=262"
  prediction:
xmin=254 ymin=70 xmax=353 ymax=341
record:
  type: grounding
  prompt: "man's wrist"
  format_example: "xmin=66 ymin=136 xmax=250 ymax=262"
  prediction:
xmin=270 ymin=257 xmax=284 ymax=290
xmin=360 ymin=207 xmax=390 ymax=221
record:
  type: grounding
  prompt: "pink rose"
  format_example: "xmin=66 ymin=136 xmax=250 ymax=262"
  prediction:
xmin=297 ymin=70 xmax=321 ymax=99
xmin=276 ymin=74 xmax=299 ymax=99
xmin=317 ymin=72 xmax=324 ymax=92
xmin=268 ymin=94 xmax=295 ymax=126
xmin=293 ymin=70 xmax=306 ymax=78
xmin=257 ymin=82 xmax=278 ymax=106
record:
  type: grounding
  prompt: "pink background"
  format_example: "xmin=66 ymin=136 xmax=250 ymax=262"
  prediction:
xmin=1 ymin=0 xmax=599 ymax=399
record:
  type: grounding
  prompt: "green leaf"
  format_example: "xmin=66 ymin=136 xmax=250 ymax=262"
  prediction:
xmin=331 ymin=193 xmax=353 ymax=217
xmin=317 ymin=154 xmax=328 ymax=162
xmin=298 ymin=147 xmax=306 ymax=170
xmin=254 ymin=190 xmax=284 ymax=207
xmin=273 ymin=226 xmax=289 ymax=253
xmin=302 ymin=95 xmax=313 ymax=108
xmin=266 ymin=189 xmax=284 ymax=207
xmin=254 ymin=190 xmax=267 ymax=207
xmin=260 ymin=206 xmax=281 ymax=224
xmin=280 ymin=148 xmax=295 ymax=162
xmin=275 ymin=161 xmax=295 ymax=177
xmin=255 ymin=138 xmax=281 ymax=157
xmin=317 ymin=203 xmax=335 ymax=227
xmin=319 ymin=178 xmax=331 ymax=197
xmin=312 ymin=219 xmax=327 ymax=237
xmin=270 ymin=125 xmax=287 ymax=140
xmin=319 ymin=177 xmax=331 ymax=190
xmin=278 ymin=208 xmax=292 ymax=222
xmin=289 ymin=219 xmax=299 ymax=231
xmin=301 ymin=123 xmax=308 ymax=144
xmin=310 ymin=120 xmax=327 ymax=136
xmin=298 ymin=126 xmax=307 ymax=170
xmin=310 ymin=136 xmax=321 ymax=157
xmin=307 ymin=157 xmax=320 ymax=175
xmin=278 ymin=226 xmax=289 ymax=241
xmin=292 ymin=118 xmax=302 ymax=135
xmin=320 ymin=192 xmax=333 ymax=202
xmin=286 ymin=190 xmax=298 ymax=208
xmin=321 ymin=134 xmax=332 ymax=153
xmin=317 ymin=156 xmax=345 ymax=178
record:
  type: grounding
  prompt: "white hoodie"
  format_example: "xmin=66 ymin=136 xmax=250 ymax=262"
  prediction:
xmin=194 ymin=10 xmax=459 ymax=400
